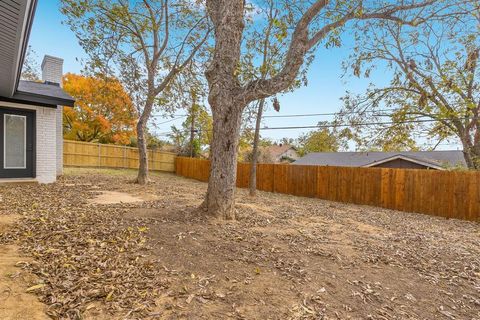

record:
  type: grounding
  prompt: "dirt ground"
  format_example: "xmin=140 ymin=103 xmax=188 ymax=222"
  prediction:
xmin=0 ymin=167 xmax=479 ymax=319
xmin=0 ymin=215 xmax=49 ymax=320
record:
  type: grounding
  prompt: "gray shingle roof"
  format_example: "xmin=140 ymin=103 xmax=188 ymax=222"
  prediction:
xmin=293 ymin=151 xmax=467 ymax=169
xmin=11 ymin=80 xmax=75 ymax=107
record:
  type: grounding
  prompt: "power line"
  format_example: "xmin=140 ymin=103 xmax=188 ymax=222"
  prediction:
xmin=432 ymin=143 xmax=462 ymax=147
xmin=151 ymin=109 xmax=398 ymax=121
xmin=155 ymin=117 xmax=475 ymax=136
xmin=259 ymin=117 xmax=475 ymax=131
xmin=151 ymin=109 xmax=474 ymax=124
xmin=151 ymin=114 xmax=187 ymax=118
xmin=262 ymin=109 xmax=397 ymax=118
xmin=155 ymin=116 xmax=188 ymax=125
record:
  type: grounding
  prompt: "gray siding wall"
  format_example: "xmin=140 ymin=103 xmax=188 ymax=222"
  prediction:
xmin=372 ymin=159 xmax=432 ymax=170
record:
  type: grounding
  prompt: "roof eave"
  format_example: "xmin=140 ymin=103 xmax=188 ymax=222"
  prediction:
xmin=11 ymin=90 xmax=75 ymax=107
xmin=362 ymin=155 xmax=445 ymax=170
xmin=11 ymin=0 xmax=38 ymax=97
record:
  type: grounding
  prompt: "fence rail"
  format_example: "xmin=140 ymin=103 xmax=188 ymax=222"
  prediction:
xmin=175 ymin=157 xmax=480 ymax=222
xmin=64 ymin=140 xmax=176 ymax=172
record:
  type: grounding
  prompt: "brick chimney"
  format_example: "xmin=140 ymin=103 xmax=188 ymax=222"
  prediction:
xmin=41 ymin=55 xmax=64 ymax=176
xmin=41 ymin=55 xmax=64 ymax=86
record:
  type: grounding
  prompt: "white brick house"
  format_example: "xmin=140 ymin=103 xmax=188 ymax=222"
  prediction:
xmin=0 ymin=0 xmax=74 ymax=183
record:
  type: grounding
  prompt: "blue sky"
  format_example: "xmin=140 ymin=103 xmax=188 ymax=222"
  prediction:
xmin=29 ymin=1 xmax=85 ymax=75
xmin=28 ymin=0 xmax=461 ymax=150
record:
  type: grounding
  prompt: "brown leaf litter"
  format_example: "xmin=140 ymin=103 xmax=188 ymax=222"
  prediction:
xmin=0 ymin=167 xmax=479 ymax=320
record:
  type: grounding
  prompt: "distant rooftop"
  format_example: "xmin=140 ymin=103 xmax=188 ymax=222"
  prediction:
xmin=293 ymin=151 xmax=467 ymax=169
xmin=262 ymin=144 xmax=296 ymax=157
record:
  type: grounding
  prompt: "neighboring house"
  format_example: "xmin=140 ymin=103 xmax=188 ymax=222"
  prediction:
xmin=0 ymin=0 xmax=75 ymax=183
xmin=293 ymin=151 xmax=467 ymax=170
xmin=262 ymin=144 xmax=299 ymax=163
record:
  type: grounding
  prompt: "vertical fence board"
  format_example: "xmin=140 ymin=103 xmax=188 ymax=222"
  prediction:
xmin=257 ymin=164 xmax=274 ymax=192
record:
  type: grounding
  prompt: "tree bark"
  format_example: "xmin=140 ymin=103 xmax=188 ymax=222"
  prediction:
xmin=471 ymin=145 xmax=480 ymax=169
xmin=203 ymin=0 xmax=246 ymax=218
xmin=190 ymin=102 xmax=196 ymax=157
xmin=136 ymin=119 xmax=149 ymax=184
xmin=203 ymin=102 xmax=244 ymax=219
xmin=249 ymin=99 xmax=265 ymax=196
xmin=462 ymin=143 xmax=480 ymax=170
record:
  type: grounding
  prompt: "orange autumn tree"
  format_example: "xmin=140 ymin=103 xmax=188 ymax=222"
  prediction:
xmin=62 ymin=73 xmax=137 ymax=144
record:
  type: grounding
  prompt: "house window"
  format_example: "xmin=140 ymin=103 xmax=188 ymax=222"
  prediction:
xmin=4 ymin=114 xmax=26 ymax=169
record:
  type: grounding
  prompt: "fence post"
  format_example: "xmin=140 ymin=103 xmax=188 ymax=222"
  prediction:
xmin=152 ymin=149 xmax=155 ymax=171
xmin=124 ymin=145 xmax=127 ymax=169
xmin=272 ymin=164 xmax=276 ymax=193
xmin=98 ymin=143 xmax=101 ymax=167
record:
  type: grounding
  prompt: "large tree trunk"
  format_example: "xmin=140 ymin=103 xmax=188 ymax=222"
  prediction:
xmin=203 ymin=102 xmax=244 ymax=219
xmin=472 ymin=145 xmax=480 ymax=169
xmin=136 ymin=119 xmax=149 ymax=184
xmin=249 ymin=99 xmax=265 ymax=196
xmin=202 ymin=1 xmax=246 ymax=218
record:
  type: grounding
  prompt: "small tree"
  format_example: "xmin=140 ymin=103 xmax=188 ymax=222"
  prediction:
xmin=169 ymin=104 xmax=212 ymax=156
xmin=203 ymin=0 xmax=449 ymax=219
xmin=61 ymin=0 xmax=211 ymax=184
xmin=297 ymin=127 xmax=341 ymax=156
xmin=167 ymin=126 xmax=188 ymax=153
xmin=164 ymin=66 xmax=212 ymax=156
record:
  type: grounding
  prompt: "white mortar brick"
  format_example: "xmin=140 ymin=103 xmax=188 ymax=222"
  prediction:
xmin=41 ymin=55 xmax=64 ymax=176
xmin=56 ymin=106 xmax=63 ymax=175
xmin=41 ymin=55 xmax=64 ymax=84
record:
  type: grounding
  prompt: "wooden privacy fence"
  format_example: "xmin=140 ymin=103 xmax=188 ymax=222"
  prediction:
xmin=64 ymin=140 xmax=176 ymax=172
xmin=175 ymin=157 xmax=480 ymax=222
